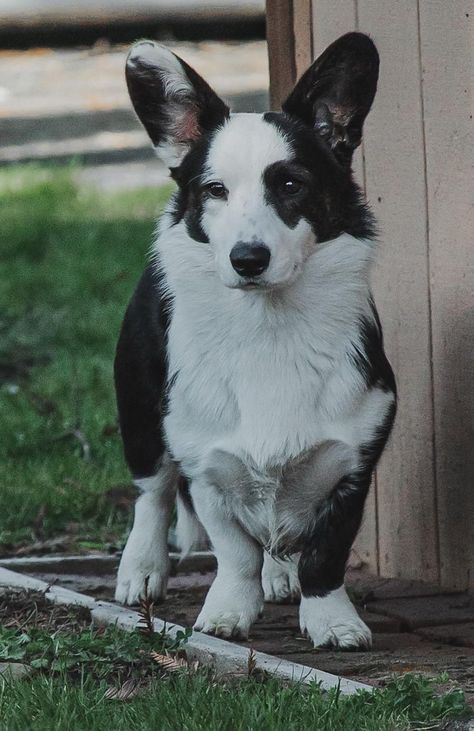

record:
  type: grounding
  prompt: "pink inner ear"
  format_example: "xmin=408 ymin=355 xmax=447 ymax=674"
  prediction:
xmin=177 ymin=107 xmax=201 ymax=142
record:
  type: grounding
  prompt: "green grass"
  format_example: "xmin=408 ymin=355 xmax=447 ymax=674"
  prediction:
xmin=0 ymin=166 xmax=174 ymax=548
xmin=0 ymin=620 xmax=189 ymax=680
xmin=0 ymin=592 xmax=471 ymax=731
xmin=1 ymin=667 xmax=471 ymax=731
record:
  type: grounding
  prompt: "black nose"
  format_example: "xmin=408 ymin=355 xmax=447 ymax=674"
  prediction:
xmin=229 ymin=243 xmax=271 ymax=277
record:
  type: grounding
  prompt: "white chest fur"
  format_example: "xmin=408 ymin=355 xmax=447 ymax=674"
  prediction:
xmin=157 ymin=223 xmax=386 ymax=478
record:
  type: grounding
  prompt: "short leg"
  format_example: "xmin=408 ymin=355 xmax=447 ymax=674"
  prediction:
xmin=115 ymin=458 xmax=177 ymax=605
xmin=262 ymin=552 xmax=300 ymax=603
xmin=192 ymin=480 xmax=264 ymax=639
xmin=298 ymin=473 xmax=372 ymax=649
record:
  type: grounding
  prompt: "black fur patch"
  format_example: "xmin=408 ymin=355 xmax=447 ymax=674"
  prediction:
xmin=349 ymin=300 xmax=397 ymax=393
xmin=114 ymin=264 xmax=172 ymax=479
xmin=282 ymin=32 xmax=379 ymax=167
xmin=263 ymin=112 xmax=376 ymax=242
xmin=169 ymin=133 xmax=221 ymax=243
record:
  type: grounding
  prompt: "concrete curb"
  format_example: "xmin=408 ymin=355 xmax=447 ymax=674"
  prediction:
xmin=0 ymin=566 xmax=371 ymax=695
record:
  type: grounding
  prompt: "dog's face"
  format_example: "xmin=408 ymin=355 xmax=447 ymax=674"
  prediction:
xmin=126 ymin=34 xmax=379 ymax=290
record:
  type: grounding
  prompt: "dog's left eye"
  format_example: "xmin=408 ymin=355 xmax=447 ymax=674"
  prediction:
xmin=280 ymin=179 xmax=304 ymax=196
xmin=204 ymin=182 xmax=227 ymax=199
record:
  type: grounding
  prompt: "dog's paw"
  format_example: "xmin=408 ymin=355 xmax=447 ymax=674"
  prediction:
xmin=262 ymin=554 xmax=300 ymax=603
xmin=115 ymin=537 xmax=169 ymax=605
xmin=193 ymin=577 xmax=263 ymax=639
xmin=299 ymin=586 xmax=372 ymax=650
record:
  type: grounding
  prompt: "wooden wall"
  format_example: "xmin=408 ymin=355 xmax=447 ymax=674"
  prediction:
xmin=266 ymin=0 xmax=474 ymax=589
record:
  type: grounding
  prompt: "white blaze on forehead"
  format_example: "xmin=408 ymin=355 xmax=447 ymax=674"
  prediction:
xmin=206 ymin=114 xmax=291 ymax=188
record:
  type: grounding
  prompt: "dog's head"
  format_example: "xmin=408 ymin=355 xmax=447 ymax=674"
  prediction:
xmin=126 ymin=33 xmax=379 ymax=290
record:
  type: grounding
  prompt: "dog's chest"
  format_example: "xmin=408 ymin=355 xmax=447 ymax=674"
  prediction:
xmin=164 ymin=291 xmax=360 ymax=473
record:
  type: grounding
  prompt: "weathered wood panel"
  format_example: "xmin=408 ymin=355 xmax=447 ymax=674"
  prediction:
xmin=267 ymin=0 xmax=473 ymax=588
xmin=418 ymin=0 xmax=474 ymax=589
xmin=293 ymin=0 xmax=313 ymax=80
xmin=356 ymin=1 xmax=439 ymax=582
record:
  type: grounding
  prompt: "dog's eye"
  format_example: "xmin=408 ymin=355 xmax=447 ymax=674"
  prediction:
xmin=280 ymin=179 xmax=304 ymax=196
xmin=204 ymin=181 xmax=227 ymax=200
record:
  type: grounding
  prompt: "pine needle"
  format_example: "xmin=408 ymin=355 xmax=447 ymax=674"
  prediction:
xmin=150 ymin=652 xmax=189 ymax=673
xmin=105 ymin=678 xmax=141 ymax=701
xmin=136 ymin=576 xmax=154 ymax=638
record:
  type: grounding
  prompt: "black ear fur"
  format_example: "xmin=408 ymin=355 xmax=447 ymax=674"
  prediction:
xmin=125 ymin=41 xmax=229 ymax=167
xmin=283 ymin=32 xmax=379 ymax=166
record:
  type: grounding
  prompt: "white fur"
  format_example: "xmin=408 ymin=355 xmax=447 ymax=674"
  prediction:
xmin=262 ymin=553 xmax=300 ymax=603
xmin=115 ymin=461 xmax=177 ymax=605
xmin=158 ymin=221 xmax=390 ymax=478
xmin=118 ymin=112 xmax=393 ymax=638
xmin=153 ymin=117 xmax=393 ymax=634
xmin=175 ymin=492 xmax=209 ymax=555
xmin=203 ymin=115 xmax=316 ymax=288
xmin=300 ymin=585 xmax=372 ymax=649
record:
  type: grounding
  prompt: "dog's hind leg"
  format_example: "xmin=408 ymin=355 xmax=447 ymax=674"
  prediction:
xmin=175 ymin=480 xmax=209 ymax=556
xmin=262 ymin=552 xmax=300 ymax=603
xmin=115 ymin=456 xmax=177 ymax=605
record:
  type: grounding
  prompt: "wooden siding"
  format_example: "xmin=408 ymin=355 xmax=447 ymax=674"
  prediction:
xmin=266 ymin=0 xmax=474 ymax=588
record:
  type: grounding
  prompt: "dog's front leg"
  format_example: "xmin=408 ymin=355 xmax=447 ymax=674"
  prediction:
xmin=298 ymin=472 xmax=372 ymax=649
xmin=115 ymin=458 xmax=177 ymax=605
xmin=191 ymin=479 xmax=264 ymax=639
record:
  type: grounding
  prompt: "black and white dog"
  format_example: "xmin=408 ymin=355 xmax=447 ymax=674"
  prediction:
xmin=114 ymin=32 xmax=396 ymax=650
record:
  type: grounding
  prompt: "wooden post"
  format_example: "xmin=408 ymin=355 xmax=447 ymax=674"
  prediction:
xmin=266 ymin=0 xmax=296 ymax=109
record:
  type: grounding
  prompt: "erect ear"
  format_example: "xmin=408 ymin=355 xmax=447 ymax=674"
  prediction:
xmin=282 ymin=32 xmax=379 ymax=166
xmin=126 ymin=41 xmax=230 ymax=168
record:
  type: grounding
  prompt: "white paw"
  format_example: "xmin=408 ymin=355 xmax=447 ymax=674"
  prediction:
xmin=262 ymin=554 xmax=300 ymax=603
xmin=299 ymin=586 xmax=372 ymax=649
xmin=193 ymin=577 xmax=263 ymax=639
xmin=115 ymin=536 xmax=169 ymax=606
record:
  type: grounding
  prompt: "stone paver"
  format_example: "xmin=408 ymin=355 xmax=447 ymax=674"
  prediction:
xmin=0 ymin=662 xmax=32 ymax=680
xmin=416 ymin=624 xmax=474 ymax=649
xmin=368 ymin=595 xmax=474 ymax=629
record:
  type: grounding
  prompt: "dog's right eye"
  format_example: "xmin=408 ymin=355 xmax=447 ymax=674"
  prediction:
xmin=204 ymin=182 xmax=228 ymax=200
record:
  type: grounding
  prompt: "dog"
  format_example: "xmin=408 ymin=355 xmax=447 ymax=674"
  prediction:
xmin=114 ymin=32 xmax=396 ymax=650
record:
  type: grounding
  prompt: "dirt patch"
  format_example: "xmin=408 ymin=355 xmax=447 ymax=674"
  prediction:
xmin=0 ymin=587 xmax=92 ymax=632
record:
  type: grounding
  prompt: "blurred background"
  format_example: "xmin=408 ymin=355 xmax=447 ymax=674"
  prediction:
xmin=0 ymin=0 xmax=268 ymax=187
xmin=0 ymin=1 xmax=268 ymax=557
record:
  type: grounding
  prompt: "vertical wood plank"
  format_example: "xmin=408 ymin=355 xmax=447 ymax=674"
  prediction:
xmin=311 ymin=0 xmax=357 ymax=50
xmin=311 ymin=1 xmax=379 ymax=573
xmin=357 ymin=0 xmax=439 ymax=582
xmin=418 ymin=0 xmax=474 ymax=589
xmin=266 ymin=0 xmax=296 ymax=109
xmin=293 ymin=0 xmax=313 ymax=80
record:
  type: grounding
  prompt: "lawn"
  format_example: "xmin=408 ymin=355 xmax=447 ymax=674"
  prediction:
xmin=0 ymin=166 xmax=174 ymax=551
xmin=0 ymin=590 xmax=471 ymax=731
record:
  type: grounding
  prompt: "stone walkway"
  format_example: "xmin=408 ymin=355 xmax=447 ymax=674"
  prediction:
xmin=3 ymin=553 xmax=473 ymax=703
